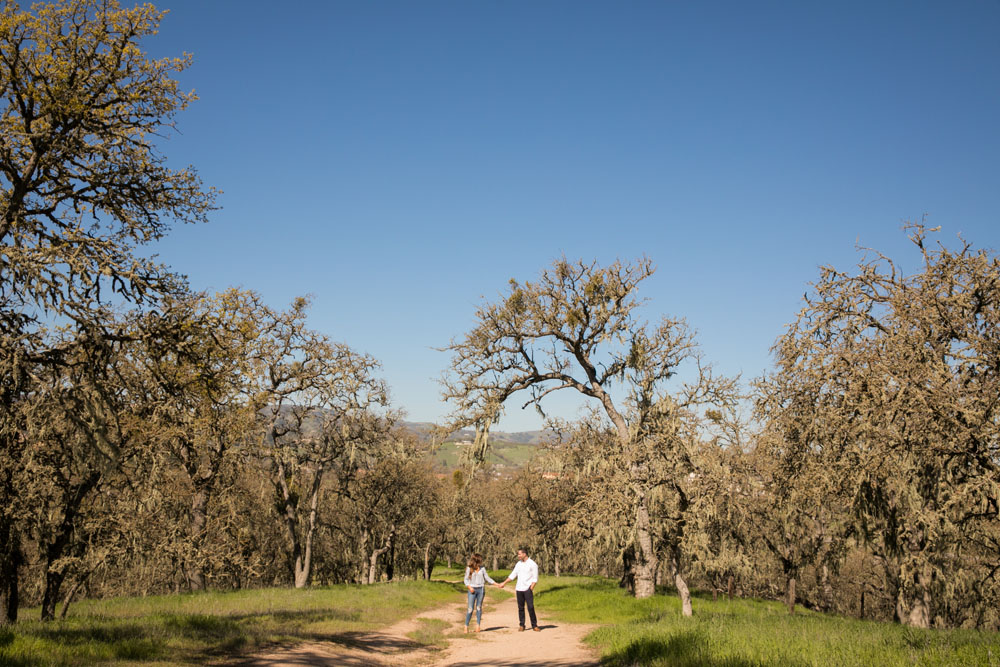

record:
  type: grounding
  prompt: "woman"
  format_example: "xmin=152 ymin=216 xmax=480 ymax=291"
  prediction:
xmin=463 ymin=552 xmax=497 ymax=633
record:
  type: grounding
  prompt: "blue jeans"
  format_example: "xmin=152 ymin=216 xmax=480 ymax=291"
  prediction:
xmin=465 ymin=586 xmax=485 ymax=625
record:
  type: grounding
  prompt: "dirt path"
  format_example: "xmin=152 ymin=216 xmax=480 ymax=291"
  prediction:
xmin=236 ymin=593 xmax=599 ymax=666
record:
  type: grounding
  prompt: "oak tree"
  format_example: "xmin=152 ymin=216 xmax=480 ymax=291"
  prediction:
xmin=443 ymin=258 xmax=736 ymax=605
xmin=760 ymin=225 xmax=1000 ymax=628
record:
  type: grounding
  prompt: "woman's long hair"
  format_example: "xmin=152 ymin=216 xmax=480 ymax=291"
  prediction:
xmin=467 ymin=553 xmax=483 ymax=571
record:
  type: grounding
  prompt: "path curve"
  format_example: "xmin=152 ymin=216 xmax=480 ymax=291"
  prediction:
xmin=235 ymin=593 xmax=599 ymax=666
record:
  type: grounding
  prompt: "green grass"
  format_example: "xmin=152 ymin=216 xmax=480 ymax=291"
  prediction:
xmin=430 ymin=439 xmax=540 ymax=469
xmin=8 ymin=570 xmax=995 ymax=666
xmin=0 ymin=579 xmax=464 ymax=666
xmin=406 ymin=617 xmax=451 ymax=649
xmin=538 ymin=576 xmax=1000 ymax=666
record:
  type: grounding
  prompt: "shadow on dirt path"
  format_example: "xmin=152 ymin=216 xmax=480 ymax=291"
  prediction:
xmin=230 ymin=592 xmax=599 ymax=666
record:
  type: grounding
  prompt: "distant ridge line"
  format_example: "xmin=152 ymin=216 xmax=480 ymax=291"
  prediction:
xmin=401 ymin=421 xmax=553 ymax=445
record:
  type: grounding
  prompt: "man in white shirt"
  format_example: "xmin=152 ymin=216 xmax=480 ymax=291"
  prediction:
xmin=497 ymin=547 xmax=540 ymax=631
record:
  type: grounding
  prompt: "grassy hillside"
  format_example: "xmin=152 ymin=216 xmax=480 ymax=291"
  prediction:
xmin=429 ymin=439 xmax=543 ymax=470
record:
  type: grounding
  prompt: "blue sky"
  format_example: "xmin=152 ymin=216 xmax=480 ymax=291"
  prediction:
xmin=146 ymin=1 xmax=1000 ymax=431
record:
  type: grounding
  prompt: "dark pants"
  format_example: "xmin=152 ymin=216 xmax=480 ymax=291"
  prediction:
xmin=516 ymin=589 xmax=537 ymax=628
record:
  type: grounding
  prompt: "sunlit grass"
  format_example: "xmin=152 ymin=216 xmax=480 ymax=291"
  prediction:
xmin=540 ymin=577 xmax=1000 ymax=666
xmin=406 ymin=617 xmax=451 ymax=649
xmin=0 ymin=579 xmax=462 ymax=666
xmin=7 ymin=571 xmax=994 ymax=666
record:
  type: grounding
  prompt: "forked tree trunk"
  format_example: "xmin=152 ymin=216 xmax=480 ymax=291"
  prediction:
xmin=40 ymin=471 xmax=100 ymax=621
xmin=276 ymin=459 xmax=324 ymax=589
xmin=293 ymin=554 xmax=311 ymax=588
xmin=366 ymin=527 xmax=395 ymax=585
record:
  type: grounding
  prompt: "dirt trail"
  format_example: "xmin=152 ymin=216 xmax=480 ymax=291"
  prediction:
xmin=236 ymin=593 xmax=599 ymax=666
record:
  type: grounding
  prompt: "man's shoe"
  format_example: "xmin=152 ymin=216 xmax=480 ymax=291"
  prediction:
xmin=532 ymin=627 xmax=541 ymax=632
xmin=518 ymin=626 xmax=525 ymax=632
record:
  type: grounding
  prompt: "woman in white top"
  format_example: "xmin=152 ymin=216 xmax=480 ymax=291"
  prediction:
xmin=463 ymin=552 xmax=497 ymax=633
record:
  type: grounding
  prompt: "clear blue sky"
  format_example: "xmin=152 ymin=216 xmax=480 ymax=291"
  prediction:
xmin=146 ymin=1 xmax=1000 ymax=431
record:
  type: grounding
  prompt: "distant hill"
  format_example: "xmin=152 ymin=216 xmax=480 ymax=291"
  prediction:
xmin=400 ymin=421 xmax=554 ymax=470
xmin=400 ymin=421 xmax=552 ymax=446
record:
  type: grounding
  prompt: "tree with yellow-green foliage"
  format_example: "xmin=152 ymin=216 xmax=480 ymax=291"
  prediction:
xmin=1 ymin=0 xmax=214 ymax=624
xmin=442 ymin=258 xmax=737 ymax=607
xmin=0 ymin=0 xmax=213 ymax=317
xmin=758 ymin=225 xmax=1000 ymax=628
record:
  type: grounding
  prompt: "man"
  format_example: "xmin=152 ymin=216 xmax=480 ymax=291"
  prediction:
xmin=497 ymin=547 xmax=540 ymax=632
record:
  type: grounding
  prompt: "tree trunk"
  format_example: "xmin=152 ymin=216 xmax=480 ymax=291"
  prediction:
xmin=275 ymin=459 xmax=306 ymax=587
xmin=633 ymin=496 xmax=657 ymax=599
xmin=359 ymin=529 xmax=370 ymax=584
xmin=296 ymin=464 xmax=324 ymax=589
xmin=820 ymin=563 xmax=833 ymax=612
xmin=893 ymin=554 xmax=932 ymax=628
xmin=554 ymin=553 xmax=560 ymax=578
xmin=492 ymin=554 xmax=498 ymax=571
xmin=669 ymin=551 xmax=693 ymax=616
xmin=178 ymin=432 xmax=221 ymax=594
xmin=60 ymin=571 xmax=90 ymax=619
xmin=727 ymin=574 xmax=735 ymax=601
xmin=368 ymin=545 xmax=388 ymax=584
xmin=367 ymin=527 xmax=395 ymax=585
xmin=423 ymin=543 xmax=433 ymax=580
xmin=293 ymin=554 xmax=310 ymax=588
xmin=786 ymin=575 xmax=796 ymax=615
xmin=187 ymin=485 xmax=209 ymax=591
xmin=41 ymin=471 xmax=100 ymax=621
xmin=897 ymin=581 xmax=932 ymax=628
xmin=41 ymin=569 xmax=67 ymax=622
xmin=276 ymin=459 xmax=325 ymax=589
xmin=0 ymin=522 xmax=21 ymax=626
xmin=386 ymin=530 xmax=396 ymax=581
xmin=620 ymin=545 xmax=635 ymax=593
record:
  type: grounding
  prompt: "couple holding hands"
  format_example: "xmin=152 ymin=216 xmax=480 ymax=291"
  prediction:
xmin=463 ymin=547 xmax=540 ymax=633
